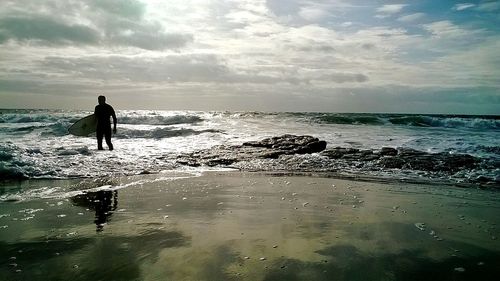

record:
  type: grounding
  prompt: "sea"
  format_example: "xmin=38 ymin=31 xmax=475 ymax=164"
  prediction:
xmin=1 ymin=109 xmax=499 ymax=190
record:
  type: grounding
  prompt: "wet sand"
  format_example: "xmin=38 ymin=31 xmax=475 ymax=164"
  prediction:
xmin=1 ymin=172 xmax=499 ymax=281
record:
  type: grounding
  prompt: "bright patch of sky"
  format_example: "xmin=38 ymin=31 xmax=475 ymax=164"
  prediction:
xmin=0 ymin=0 xmax=499 ymax=114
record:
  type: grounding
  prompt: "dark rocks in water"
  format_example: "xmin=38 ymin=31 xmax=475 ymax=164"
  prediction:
xmin=177 ymin=135 xmax=327 ymax=167
xmin=378 ymin=157 xmax=406 ymax=169
xmin=433 ymin=153 xmax=477 ymax=171
xmin=206 ymin=158 xmax=237 ymax=166
xmin=320 ymin=146 xmax=478 ymax=173
xmin=321 ymin=147 xmax=360 ymax=159
xmin=386 ymin=150 xmax=477 ymax=172
xmin=397 ymin=147 xmax=428 ymax=157
xmin=320 ymin=147 xmax=379 ymax=162
xmin=243 ymin=135 xmax=326 ymax=154
xmin=176 ymin=135 xmax=482 ymax=185
xmin=379 ymin=147 xmax=398 ymax=156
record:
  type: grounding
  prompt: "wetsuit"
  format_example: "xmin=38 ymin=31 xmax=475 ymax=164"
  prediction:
xmin=94 ymin=103 xmax=117 ymax=150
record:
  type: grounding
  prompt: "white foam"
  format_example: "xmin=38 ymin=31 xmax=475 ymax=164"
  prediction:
xmin=0 ymin=172 xmax=202 ymax=202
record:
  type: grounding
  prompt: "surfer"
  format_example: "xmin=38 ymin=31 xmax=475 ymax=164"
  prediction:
xmin=95 ymin=95 xmax=117 ymax=150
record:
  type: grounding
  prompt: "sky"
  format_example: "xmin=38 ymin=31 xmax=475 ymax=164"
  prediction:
xmin=0 ymin=0 xmax=499 ymax=114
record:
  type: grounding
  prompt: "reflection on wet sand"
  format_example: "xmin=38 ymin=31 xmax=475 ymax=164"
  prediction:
xmin=0 ymin=229 xmax=188 ymax=281
xmin=263 ymin=243 xmax=500 ymax=281
xmin=0 ymin=173 xmax=499 ymax=280
xmin=72 ymin=190 xmax=118 ymax=232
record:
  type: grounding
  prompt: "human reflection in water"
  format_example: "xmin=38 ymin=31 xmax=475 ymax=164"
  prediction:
xmin=94 ymin=190 xmax=118 ymax=232
xmin=71 ymin=190 xmax=118 ymax=232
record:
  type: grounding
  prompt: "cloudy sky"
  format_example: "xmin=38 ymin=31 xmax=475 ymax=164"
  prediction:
xmin=0 ymin=0 xmax=499 ymax=114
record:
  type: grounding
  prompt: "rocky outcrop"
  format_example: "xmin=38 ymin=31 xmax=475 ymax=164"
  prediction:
xmin=177 ymin=134 xmax=327 ymax=167
xmin=320 ymin=146 xmax=478 ymax=172
xmin=176 ymin=135 xmax=483 ymax=183
xmin=243 ymin=135 xmax=327 ymax=154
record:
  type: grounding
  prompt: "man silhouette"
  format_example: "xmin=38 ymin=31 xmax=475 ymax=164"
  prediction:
xmin=94 ymin=95 xmax=117 ymax=150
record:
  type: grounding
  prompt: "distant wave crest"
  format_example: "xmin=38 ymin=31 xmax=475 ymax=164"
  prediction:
xmin=117 ymin=127 xmax=220 ymax=139
xmin=119 ymin=114 xmax=203 ymax=125
xmin=0 ymin=113 xmax=72 ymax=124
xmin=311 ymin=113 xmax=499 ymax=130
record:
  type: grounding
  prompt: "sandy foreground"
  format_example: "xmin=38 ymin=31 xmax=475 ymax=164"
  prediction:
xmin=1 ymin=171 xmax=499 ymax=281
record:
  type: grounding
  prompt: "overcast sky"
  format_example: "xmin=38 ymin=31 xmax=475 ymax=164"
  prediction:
xmin=0 ymin=0 xmax=499 ymax=114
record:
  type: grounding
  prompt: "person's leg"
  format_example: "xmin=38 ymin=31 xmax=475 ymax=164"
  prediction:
xmin=104 ymin=126 xmax=113 ymax=150
xmin=96 ymin=129 xmax=104 ymax=150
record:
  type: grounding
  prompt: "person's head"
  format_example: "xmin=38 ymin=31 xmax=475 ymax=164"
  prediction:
xmin=98 ymin=95 xmax=106 ymax=105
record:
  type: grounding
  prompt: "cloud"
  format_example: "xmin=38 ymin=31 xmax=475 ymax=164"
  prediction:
xmin=452 ymin=3 xmax=476 ymax=11
xmin=108 ymin=27 xmax=193 ymax=51
xmin=0 ymin=0 xmax=193 ymax=50
xmin=321 ymin=73 xmax=369 ymax=83
xmin=36 ymin=54 xmax=371 ymax=86
xmin=376 ymin=4 xmax=406 ymax=14
xmin=265 ymin=0 xmax=301 ymax=17
xmin=397 ymin=13 xmax=425 ymax=22
xmin=298 ymin=7 xmax=330 ymax=22
xmin=427 ymin=37 xmax=500 ymax=86
xmin=90 ymin=0 xmax=146 ymax=20
xmin=476 ymin=1 xmax=500 ymax=12
xmin=290 ymin=44 xmax=335 ymax=52
xmin=265 ymin=0 xmax=367 ymax=26
xmin=0 ymin=49 xmax=371 ymax=92
xmin=0 ymin=16 xmax=100 ymax=45
xmin=422 ymin=21 xmax=472 ymax=38
xmin=38 ymin=55 xmax=234 ymax=84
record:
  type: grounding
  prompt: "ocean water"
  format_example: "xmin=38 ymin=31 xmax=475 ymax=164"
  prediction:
xmin=1 ymin=109 xmax=499 ymax=187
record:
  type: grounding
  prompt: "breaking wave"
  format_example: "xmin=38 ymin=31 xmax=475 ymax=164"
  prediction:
xmin=309 ymin=113 xmax=499 ymax=130
xmin=119 ymin=114 xmax=203 ymax=126
xmin=117 ymin=127 xmax=221 ymax=139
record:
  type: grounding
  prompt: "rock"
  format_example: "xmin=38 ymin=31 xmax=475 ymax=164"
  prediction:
xmin=294 ymin=140 xmax=327 ymax=154
xmin=244 ymin=135 xmax=325 ymax=152
xmin=377 ymin=149 xmax=478 ymax=172
xmin=321 ymin=147 xmax=359 ymax=159
xmin=175 ymin=136 xmax=483 ymax=183
xmin=379 ymin=157 xmax=405 ymax=169
xmin=361 ymin=154 xmax=380 ymax=161
xmin=177 ymin=135 xmax=328 ymax=167
xmin=405 ymin=155 xmax=437 ymax=171
xmin=206 ymin=158 xmax=237 ymax=166
xmin=397 ymin=147 xmax=427 ymax=157
xmin=379 ymin=147 xmax=397 ymax=156
xmin=261 ymin=151 xmax=282 ymax=159
xmin=437 ymin=153 xmax=476 ymax=171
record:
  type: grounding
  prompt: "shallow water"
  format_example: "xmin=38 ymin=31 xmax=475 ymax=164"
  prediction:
xmin=0 ymin=173 xmax=499 ymax=280
xmin=1 ymin=109 xmax=499 ymax=186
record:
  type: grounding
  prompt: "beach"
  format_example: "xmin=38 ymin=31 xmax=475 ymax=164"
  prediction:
xmin=2 ymin=0 xmax=499 ymax=280
xmin=1 ymin=171 xmax=499 ymax=281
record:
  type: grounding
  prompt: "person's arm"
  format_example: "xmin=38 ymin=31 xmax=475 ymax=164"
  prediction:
xmin=111 ymin=106 xmax=117 ymax=134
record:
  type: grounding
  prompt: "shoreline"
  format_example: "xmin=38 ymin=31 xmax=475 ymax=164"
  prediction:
xmin=1 ymin=168 xmax=497 ymax=194
xmin=1 ymin=171 xmax=499 ymax=280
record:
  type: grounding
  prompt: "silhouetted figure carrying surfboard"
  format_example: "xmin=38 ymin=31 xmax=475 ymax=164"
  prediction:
xmin=95 ymin=95 xmax=117 ymax=150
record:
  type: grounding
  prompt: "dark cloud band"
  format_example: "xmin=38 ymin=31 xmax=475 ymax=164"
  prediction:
xmin=0 ymin=0 xmax=193 ymax=50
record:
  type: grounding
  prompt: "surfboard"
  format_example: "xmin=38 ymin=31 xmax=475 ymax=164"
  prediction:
xmin=68 ymin=114 xmax=97 ymax=136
